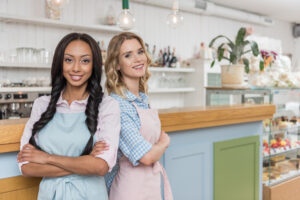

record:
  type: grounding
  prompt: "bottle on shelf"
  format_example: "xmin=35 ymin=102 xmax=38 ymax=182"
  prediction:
xmin=169 ymin=47 xmax=178 ymax=68
xmin=98 ymin=41 xmax=107 ymax=64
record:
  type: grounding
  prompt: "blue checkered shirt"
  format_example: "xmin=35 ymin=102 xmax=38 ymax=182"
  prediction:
xmin=104 ymin=91 xmax=153 ymax=191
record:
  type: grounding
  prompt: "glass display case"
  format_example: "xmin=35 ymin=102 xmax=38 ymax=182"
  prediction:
xmin=263 ymin=117 xmax=300 ymax=186
xmin=205 ymin=87 xmax=300 ymax=190
xmin=205 ymin=87 xmax=300 ymax=106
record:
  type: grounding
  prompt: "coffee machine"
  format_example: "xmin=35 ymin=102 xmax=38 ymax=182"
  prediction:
xmin=0 ymin=91 xmax=50 ymax=120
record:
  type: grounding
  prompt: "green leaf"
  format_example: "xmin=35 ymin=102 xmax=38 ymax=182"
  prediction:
xmin=242 ymin=40 xmax=250 ymax=47
xmin=209 ymin=35 xmax=234 ymax=48
xmin=217 ymin=43 xmax=226 ymax=61
xmin=210 ymin=60 xmax=216 ymax=68
xmin=250 ymin=41 xmax=259 ymax=56
xmin=230 ymin=54 xmax=237 ymax=64
xmin=227 ymin=42 xmax=234 ymax=51
xmin=235 ymin=27 xmax=246 ymax=46
xmin=242 ymin=58 xmax=250 ymax=73
xmin=218 ymin=48 xmax=224 ymax=61
xmin=259 ymin=61 xmax=264 ymax=71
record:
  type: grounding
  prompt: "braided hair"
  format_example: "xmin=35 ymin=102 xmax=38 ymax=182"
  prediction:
xmin=29 ymin=32 xmax=103 ymax=155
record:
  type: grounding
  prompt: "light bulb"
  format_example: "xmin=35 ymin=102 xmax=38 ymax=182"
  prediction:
xmin=118 ymin=9 xmax=135 ymax=30
xmin=166 ymin=0 xmax=183 ymax=28
xmin=46 ymin=0 xmax=69 ymax=10
xmin=167 ymin=10 xmax=183 ymax=28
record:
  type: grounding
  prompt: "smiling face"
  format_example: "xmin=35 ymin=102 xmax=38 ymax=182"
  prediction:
xmin=63 ymin=40 xmax=93 ymax=90
xmin=117 ymin=39 xmax=148 ymax=84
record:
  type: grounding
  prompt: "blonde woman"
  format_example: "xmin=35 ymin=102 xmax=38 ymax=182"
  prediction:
xmin=93 ymin=32 xmax=173 ymax=200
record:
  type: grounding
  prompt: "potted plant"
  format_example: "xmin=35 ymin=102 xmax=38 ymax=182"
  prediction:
xmin=209 ymin=27 xmax=260 ymax=87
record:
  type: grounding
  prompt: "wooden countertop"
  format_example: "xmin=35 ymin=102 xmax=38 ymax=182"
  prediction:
xmin=0 ymin=104 xmax=275 ymax=153
xmin=159 ymin=104 xmax=275 ymax=132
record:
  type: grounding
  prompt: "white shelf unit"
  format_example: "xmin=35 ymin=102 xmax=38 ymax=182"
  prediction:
xmin=0 ymin=13 xmax=124 ymax=33
xmin=149 ymin=87 xmax=195 ymax=93
xmin=0 ymin=87 xmax=51 ymax=93
xmin=148 ymin=65 xmax=197 ymax=108
xmin=148 ymin=66 xmax=196 ymax=94
xmin=149 ymin=67 xmax=195 ymax=73
xmin=0 ymin=63 xmax=51 ymax=69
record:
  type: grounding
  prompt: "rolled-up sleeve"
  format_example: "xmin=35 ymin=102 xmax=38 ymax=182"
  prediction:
xmin=119 ymin=111 xmax=152 ymax=166
xmin=94 ymin=96 xmax=121 ymax=172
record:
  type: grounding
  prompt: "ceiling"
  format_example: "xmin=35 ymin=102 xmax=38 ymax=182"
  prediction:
xmin=207 ymin=0 xmax=300 ymax=23
xmin=135 ymin=0 xmax=300 ymax=23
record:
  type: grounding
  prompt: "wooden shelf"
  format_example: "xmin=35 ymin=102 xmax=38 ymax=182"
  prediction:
xmin=0 ymin=13 xmax=124 ymax=33
xmin=149 ymin=67 xmax=195 ymax=73
xmin=149 ymin=87 xmax=195 ymax=93
xmin=0 ymin=63 xmax=51 ymax=69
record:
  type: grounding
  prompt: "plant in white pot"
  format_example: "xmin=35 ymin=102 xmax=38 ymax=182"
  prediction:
xmin=209 ymin=27 xmax=260 ymax=88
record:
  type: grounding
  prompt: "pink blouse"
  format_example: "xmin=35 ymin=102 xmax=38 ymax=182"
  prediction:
xmin=19 ymin=94 xmax=120 ymax=172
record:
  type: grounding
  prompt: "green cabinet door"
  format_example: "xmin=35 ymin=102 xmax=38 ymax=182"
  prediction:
xmin=214 ymin=135 xmax=260 ymax=200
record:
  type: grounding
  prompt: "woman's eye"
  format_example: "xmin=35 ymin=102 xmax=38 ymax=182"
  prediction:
xmin=124 ymin=54 xmax=131 ymax=58
xmin=64 ymin=58 xmax=73 ymax=63
xmin=138 ymin=49 xmax=144 ymax=54
xmin=81 ymin=59 xmax=90 ymax=64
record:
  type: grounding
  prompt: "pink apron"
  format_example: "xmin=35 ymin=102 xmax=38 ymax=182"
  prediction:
xmin=109 ymin=103 xmax=173 ymax=200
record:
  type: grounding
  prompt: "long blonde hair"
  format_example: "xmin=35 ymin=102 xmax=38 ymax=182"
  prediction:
xmin=105 ymin=32 xmax=151 ymax=97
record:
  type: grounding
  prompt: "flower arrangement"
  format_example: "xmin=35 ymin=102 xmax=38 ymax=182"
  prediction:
xmin=209 ymin=27 xmax=259 ymax=73
xmin=259 ymin=50 xmax=278 ymax=71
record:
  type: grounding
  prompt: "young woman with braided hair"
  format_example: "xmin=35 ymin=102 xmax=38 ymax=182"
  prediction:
xmin=17 ymin=32 xmax=120 ymax=200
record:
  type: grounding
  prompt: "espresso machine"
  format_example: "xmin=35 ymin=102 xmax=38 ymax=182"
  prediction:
xmin=0 ymin=91 xmax=50 ymax=120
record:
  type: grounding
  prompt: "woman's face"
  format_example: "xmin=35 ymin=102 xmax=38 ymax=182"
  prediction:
xmin=117 ymin=39 xmax=148 ymax=82
xmin=63 ymin=40 xmax=93 ymax=89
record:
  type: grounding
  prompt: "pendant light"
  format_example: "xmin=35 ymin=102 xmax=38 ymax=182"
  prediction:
xmin=118 ymin=0 xmax=135 ymax=30
xmin=46 ymin=0 xmax=69 ymax=20
xmin=166 ymin=0 xmax=184 ymax=28
xmin=46 ymin=0 xmax=69 ymax=10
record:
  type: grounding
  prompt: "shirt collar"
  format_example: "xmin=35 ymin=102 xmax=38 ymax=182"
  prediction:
xmin=125 ymin=90 xmax=148 ymax=104
xmin=56 ymin=90 xmax=89 ymax=106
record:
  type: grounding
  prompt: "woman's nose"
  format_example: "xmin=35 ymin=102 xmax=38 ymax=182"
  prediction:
xmin=133 ymin=53 xmax=142 ymax=62
xmin=72 ymin=60 xmax=81 ymax=72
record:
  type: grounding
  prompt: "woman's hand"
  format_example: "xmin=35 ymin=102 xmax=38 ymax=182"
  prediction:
xmin=158 ymin=130 xmax=170 ymax=148
xmin=90 ymin=141 xmax=109 ymax=157
xmin=18 ymin=144 xmax=50 ymax=164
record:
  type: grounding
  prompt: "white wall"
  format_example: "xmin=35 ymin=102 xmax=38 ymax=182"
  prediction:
xmin=130 ymin=2 xmax=295 ymax=61
xmin=0 ymin=0 xmax=298 ymax=108
xmin=292 ymin=38 xmax=300 ymax=71
xmin=0 ymin=0 xmax=296 ymax=60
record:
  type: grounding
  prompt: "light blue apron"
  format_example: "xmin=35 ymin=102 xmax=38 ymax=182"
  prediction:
xmin=37 ymin=112 xmax=108 ymax=200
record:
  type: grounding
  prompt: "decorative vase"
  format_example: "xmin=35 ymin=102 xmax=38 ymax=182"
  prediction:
xmin=221 ymin=64 xmax=246 ymax=88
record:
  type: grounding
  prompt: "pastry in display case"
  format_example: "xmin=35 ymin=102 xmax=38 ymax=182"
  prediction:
xmin=262 ymin=116 xmax=300 ymax=186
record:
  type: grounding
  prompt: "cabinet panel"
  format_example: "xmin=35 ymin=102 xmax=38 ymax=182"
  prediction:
xmin=263 ymin=176 xmax=300 ymax=200
xmin=164 ymin=143 xmax=209 ymax=200
xmin=0 ymin=176 xmax=41 ymax=200
xmin=0 ymin=186 xmax=38 ymax=200
xmin=214 ymin=135 xmax=260 ymax=200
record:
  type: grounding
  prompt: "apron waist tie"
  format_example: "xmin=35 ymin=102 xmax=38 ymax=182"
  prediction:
xmin=153 ymin=162 xmax=174 ymax=200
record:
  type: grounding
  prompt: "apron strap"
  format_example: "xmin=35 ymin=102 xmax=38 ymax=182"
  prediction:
xmin=154 ymin=162 xmax=174 ymax=200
